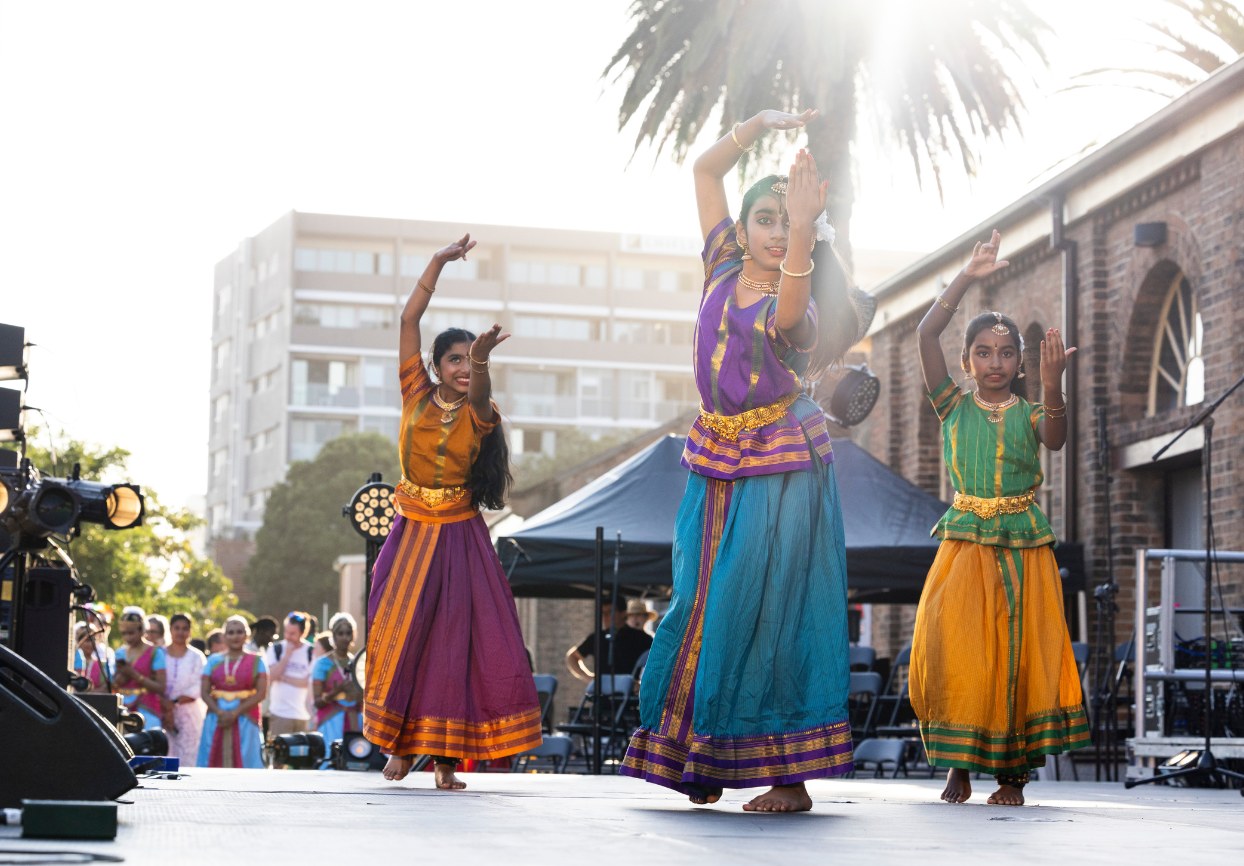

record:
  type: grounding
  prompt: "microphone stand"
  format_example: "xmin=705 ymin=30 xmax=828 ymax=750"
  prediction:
xmin=1126 ymin=370 xmax=1244 ymax=790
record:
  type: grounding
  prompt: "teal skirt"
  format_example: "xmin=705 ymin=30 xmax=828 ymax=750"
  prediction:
xmin=621 ymin=458 xmax=854 ymax=792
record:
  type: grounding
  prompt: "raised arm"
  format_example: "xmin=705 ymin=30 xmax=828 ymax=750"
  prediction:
xmin=399 ymin=234 xmax=477 ymax=368
xmin=1037 ymin=327 xmax=1076 ymax=451
xmin=693 ymin=109 xmax=818 ymax=241
xmin=774 ymin=149 xmax=826 ymax=340
xmin=916 ymin=230 xmax=1009 ymax=392
xmin=466 ymin=324 xmax=510 ymax=423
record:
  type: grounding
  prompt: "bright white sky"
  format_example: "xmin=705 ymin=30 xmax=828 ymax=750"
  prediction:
xmin=0 ymin=0 xmax=1197 ymax=510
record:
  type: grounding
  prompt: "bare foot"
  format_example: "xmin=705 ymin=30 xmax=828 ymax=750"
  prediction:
xmin=687 ymin=784 xmax=723 ymax=806
xmin=434 ymin=764 xmax=467 ymax=790
xmin=941 ymin=768 xmax=972 ymax=803
xmin=987 ymin=784 xmax=1025 ymax=806
xmin=382 ymin=755 xmax=412 ymax=782
xmin=741 ymin=783 xmax=812 ymax=812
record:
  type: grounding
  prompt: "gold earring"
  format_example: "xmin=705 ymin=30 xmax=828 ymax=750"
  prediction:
xmin=739 ymin=237 xmax=752 ymax=261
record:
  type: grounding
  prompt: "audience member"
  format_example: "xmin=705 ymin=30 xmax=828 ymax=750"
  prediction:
xmin=199 ymin=615 xmax=268 ymax=768
xmin=114 ymin=606 xmax=167 ymax=730
xmin=264 ymin=611 xmax=314 ymax=767
xmin=565 ymin=596 xmax=653 ymax=683
xmin=162 ymin=612 xmax=208 ymax=767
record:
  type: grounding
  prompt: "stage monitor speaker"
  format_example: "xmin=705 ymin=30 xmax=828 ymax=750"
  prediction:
xmin=0 ymin=642 xmax=136 ymax=808
xmin=17 ymin=566 xmax=75 ymax=688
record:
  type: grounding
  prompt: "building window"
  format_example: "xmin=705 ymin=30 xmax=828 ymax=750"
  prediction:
xmin=513 ymin=315 xmax=592 ymax=341
xmin=1149 ymin=271 xmax=1204 ymax=414
xmin=422 ymin=309 xmax=494 ymax=336
xmin=294 ymin=247 xmax=382 ymax=274
xmin=293 ymin=302 xmax=394 ymax=330
xmin=289 ymin=418 xmax=355 ymax=462
xmin=363 ymin=358 xmax=399 ymax=407
xmin=291 ymin=358 xmax=360 ymax=407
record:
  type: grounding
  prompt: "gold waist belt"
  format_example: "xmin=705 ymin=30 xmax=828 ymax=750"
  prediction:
xmin=698 ymin=393 xmax=799 ymax=441
xmin=117 ymin=688 xmax=146 ymax=696
xmin=952 ymin=491 xmax=1036 ymax=519
xmin=397 ymin=479 xmax=468 ymax=507
xmin=211 ymin=689 xmax=257 ymax=701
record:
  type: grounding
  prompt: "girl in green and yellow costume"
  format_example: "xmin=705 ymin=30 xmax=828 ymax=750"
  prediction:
xmin=911 ymin=230 xmax=1089 ymax=806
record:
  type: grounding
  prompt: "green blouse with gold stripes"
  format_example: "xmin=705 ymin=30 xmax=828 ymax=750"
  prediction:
xmin=927 ymin=376 xmax=1055 ymax=549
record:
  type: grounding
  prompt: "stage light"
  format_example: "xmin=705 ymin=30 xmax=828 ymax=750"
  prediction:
xmin=124 ymin=728 xmax=169 ymax=757
xmin=0 ymin=478 xmax=81 ymax=539
xmin=331 ymin=732 xmax=387 ymax=771
xmin=827 ymin=364 xmax=881 ymax=427
xmin=345 ymin=478 xmax=395 ymax=541
xmin=271 ymin=731 xmax=325 ymax=769
xmin=67 ymin=480 xmax=144 ymax=530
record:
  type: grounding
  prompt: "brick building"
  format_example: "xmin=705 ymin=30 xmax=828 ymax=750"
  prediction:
xmin=856 ymin=60 xmax=1244 ymax=678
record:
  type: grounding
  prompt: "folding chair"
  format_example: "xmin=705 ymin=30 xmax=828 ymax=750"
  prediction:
xmin=511 ymin=735 xmax=573 ymax=773
xmin=847 ymin=671 xmax=882 ymax=741
xmin=849 ymin=738 xmax=907 ymax=778
xmin=532 ymin=673 xmax=558 ymax=733
xmin=555 ymin=674 xmax=635 ymax=768
xmin=849 ymin=645 xmax=877 ymax=672
xmin=873 ymin=644 xmax=912 ymax=729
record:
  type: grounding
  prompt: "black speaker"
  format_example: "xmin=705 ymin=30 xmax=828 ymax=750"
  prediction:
xmin=0 ymin=642 xmax=136 ymax=808
xmin=1134 ymin=222 xmax=1168 ymax=247
xmin=17 ymin=566 xmax=75 ymax=688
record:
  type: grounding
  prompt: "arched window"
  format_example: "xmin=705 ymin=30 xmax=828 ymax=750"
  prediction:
xmin=1149 ymin=271 xmax=1204 ymax=415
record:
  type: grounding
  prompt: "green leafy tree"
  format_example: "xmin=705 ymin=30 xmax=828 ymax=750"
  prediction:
xmin=605 ymin=0 xmax=1052 ymax=250
xmin=15 ymin=431 xmax=243 ymax=634
xmin=243 ymin=433 xmax=399 ymax=618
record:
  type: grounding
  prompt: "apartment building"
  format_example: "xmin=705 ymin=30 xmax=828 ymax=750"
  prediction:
xmin=207 ymin=211 xmax=705 ymax=543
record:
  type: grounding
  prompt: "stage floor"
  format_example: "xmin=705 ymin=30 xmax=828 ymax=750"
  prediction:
xmin=3 ymin=769 xmax=1242 ymax=865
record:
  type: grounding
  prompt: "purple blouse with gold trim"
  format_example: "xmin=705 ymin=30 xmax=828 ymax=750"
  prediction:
xmin=683 ymin=218 xmax=834 ymax=480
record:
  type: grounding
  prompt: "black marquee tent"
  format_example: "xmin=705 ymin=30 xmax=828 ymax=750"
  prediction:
xmin=498 ymin=434 xmax=1088 ymax=603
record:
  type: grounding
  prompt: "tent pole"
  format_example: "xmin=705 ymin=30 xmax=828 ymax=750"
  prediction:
xmin=593 ymin=526 xmax=603 ymax=775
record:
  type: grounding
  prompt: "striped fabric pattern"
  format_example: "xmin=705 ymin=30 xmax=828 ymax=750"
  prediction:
xmin=683 ymin=218 xmax=833 ymax=480
xmin=927 ymin=376 xmax=1055 ymax=547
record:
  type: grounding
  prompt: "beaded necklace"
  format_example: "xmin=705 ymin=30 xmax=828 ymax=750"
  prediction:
xmin=738 ymin=272 xmax=781 ymax=296
xmin=973 ymin=392 xmax=1019 ymax=423
xmin=431 ymin=387 xmax=467 ymax=423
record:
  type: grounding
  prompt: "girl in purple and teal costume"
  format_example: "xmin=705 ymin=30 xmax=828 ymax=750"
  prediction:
xmin=312 ymin=612 xmax=362 ymax=753
xmin=621 ymin=109 xmax=873 ymax=812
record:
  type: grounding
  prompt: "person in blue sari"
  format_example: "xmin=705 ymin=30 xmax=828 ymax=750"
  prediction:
xmin=198 ymin=615 xmax=269 ymax=768
xmin=312 ymin=612 xmax=362 ymax=757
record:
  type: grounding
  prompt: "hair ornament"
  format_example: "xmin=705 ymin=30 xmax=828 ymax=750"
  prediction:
xmin=989 ymin=312 xmax=1011 ymax=336
xmin=770 ymin=178 xmax=788 ymax=196
xmin=813 ymin=212 xmax=835 ymax=245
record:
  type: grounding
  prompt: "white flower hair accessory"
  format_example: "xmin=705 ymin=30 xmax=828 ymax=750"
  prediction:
xmin=813 ymin=212 xmax=835 ymax=245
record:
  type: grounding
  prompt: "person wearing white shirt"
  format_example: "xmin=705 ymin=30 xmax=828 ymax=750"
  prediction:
xmin=263 ymin=611 xmax=314 ymax=767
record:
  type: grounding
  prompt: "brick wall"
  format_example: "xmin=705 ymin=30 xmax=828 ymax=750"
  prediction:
xmin=859 ymin=129 xmax=1244 ymax=670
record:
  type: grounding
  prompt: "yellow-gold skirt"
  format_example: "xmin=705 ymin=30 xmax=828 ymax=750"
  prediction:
xmin=910 ymin=540 xmax=1089 ymax=773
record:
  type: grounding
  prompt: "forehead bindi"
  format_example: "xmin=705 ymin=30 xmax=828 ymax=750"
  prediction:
xmin=971 ymin=332 xmax=1019 ymax=352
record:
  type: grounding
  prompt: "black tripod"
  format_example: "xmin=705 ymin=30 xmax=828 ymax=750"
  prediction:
xmin=1126 ymin=370 xmax=1244 ymax=790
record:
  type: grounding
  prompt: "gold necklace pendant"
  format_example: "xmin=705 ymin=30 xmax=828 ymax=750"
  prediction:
xmin=738 ymin=272 xmax=781 ymax=295
xmin=431 ymin=388 xmax=467 ymax=423
xmin=973 ymin=392 xmax=1018 ymax=423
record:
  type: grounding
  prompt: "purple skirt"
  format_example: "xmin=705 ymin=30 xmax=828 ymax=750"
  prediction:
xmin=362 ymin=512 xmax=541 ymax=759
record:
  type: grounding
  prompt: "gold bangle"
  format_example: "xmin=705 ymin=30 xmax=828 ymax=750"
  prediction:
xmin=1043 ymin=404 xmax=1067 ymax=418
xmin=779 ymin=260 xmax=815 ymax=278
xmin=468 ymin=352 xmax=489 ymax=370
xmin=935 ymin=294 xmax=959 ymax=313
xmin=417 ymin=280 xmax=435 ymax=294
xmin=731 ymin=122 xmax=755 ymax=153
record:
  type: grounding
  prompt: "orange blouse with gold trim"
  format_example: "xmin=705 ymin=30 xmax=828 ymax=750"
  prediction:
xmin=394 ymin=355 xmax=498 ymax=524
